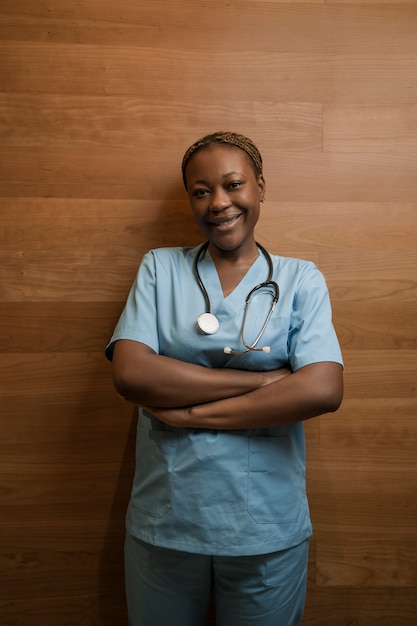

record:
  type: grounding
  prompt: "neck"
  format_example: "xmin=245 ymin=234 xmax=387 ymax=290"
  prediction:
xmin=208 ymin=238 xmax=259 ymax=267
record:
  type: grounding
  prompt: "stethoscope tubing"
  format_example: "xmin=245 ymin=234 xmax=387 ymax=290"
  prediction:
xmin=193 ymin=241 xmax=279 ymax=354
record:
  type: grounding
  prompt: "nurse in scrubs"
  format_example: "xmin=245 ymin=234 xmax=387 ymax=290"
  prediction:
xmin=106 ymin=131 xmax=343 ymax=626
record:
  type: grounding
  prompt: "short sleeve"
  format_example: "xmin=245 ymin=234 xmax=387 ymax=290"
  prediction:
xmin=288 ymin=263 xmax=343 ymax=371
xmin=105 ymin=251 xmax=159 ymax=361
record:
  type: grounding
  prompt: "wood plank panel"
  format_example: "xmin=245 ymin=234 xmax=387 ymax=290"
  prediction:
xmin=0 ymin=94 xmax=323 ymax=153
xmin=316 ymin=537 xmax=417 ymax=587
xmin=1 ymin=43 xmax=416 ymax=104
xmin=0 ymin=198 xmax=200 ymax=252
xmin=332 ymin=301 xmax=417 ymax=349
xmin=304 ymin=588 xmax=417 ymax=626
xmin=0 ymin=353 xmax=113 ymax=396
xmin=0 ymin=462 xmax=132 ymax=521
xmin=0 ymin=248 xmax=142 ymax=301
xmin=0 ymin=520 xmax=126 ymax=599
xmin=341 ymin=350 xmax=417 ymax=398
xmin=317 ymin=398 xmax=417 ymax=453
xmin=308 ymin=453 xmax=417 ymax=496
xmin=259 ymin=202 xmax=417 ymax=253
xmin=319 ymin=251 xmax=417 ymax=301
xmin=310 ymin=494 xmax=417 ymax=535
xmin=0 ymin=394 xmax=135 ymax=461
xmin=264 ymin=152 xmax=417 ymax=202
xmin=324 ymin=104 xmax=417 ymax=153
xmin=328 ymin=0 xmax=413 ymax=4
xmin=0 ymin=595 xmax=127 ymax=626
xmin=0 ymin=303 xmax=125 ymax=352
xmin=1 ymin=2 xmax=415 ymax=55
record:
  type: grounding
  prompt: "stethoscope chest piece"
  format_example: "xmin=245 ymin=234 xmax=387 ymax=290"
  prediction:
xmin=193 ymin=241 xmax=279 ymax=353
xmin=197 ymin=312 xmax=220 ymax=335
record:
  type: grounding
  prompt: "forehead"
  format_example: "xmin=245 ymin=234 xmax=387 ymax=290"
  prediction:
xmin=185 ymin=144 xmax=257 ymax=181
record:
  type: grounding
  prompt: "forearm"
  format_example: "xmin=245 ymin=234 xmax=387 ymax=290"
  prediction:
xmin=112 ymin=339 xmax=283 ymax=407
xmin=146 ymin=362 xmax=343 ymax=429
xmin=190 ymin=362 xmax=343 ymax=429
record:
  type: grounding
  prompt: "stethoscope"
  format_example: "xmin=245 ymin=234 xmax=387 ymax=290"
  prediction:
xmin=193 ymin=241 xmax=279 ymax=355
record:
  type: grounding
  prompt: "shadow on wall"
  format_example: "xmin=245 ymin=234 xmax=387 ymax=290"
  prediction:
xmin=98 ymin=406 xmax=136 ymax=626
xmin=156 ymin=179 xmax=204 ymax=248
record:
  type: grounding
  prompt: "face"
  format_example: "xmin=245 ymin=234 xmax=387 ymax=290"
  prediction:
xmin=184 ymin=144 xmax=266 ymax=254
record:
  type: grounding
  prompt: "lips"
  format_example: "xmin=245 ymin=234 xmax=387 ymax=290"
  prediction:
xmin=207 ymin=213 xmax=243 ymax=230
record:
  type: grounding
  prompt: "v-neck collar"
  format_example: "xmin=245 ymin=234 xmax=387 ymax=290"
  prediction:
xmin=197 ymin=246 xmax=268 ymax=310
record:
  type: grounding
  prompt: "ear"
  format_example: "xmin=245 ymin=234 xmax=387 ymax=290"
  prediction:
xmin=257 ymin=174 xmax=266 ymax=201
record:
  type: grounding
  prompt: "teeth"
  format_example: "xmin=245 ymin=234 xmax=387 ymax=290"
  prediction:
xmin=212 ymin=215 xmax=240 ymax=225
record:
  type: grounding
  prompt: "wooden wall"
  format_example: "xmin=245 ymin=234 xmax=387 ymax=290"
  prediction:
xmin=1 ymin=1 xmax=416 ymax=624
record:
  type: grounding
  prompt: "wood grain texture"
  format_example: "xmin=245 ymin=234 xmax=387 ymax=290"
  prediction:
xmin=324 ymin=105 xmax=417 ymax=153
xmin=1 ymin=0 xmax=416 ymax=624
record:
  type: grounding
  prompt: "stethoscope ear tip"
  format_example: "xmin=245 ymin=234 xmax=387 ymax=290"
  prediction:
xmin=223 ymin=347 xmax=233 ymax=354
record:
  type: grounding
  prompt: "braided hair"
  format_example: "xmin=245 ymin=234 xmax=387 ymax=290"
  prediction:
xmin=181 ymin=131 xmax=263 ymax=189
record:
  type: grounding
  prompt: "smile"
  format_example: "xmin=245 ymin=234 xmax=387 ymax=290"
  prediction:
xmin=208 ymin=214 xmax=242 ymax=230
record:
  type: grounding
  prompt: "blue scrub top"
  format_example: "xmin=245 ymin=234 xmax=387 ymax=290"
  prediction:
xmin=106 ymin=245 xmax=343 ymax=556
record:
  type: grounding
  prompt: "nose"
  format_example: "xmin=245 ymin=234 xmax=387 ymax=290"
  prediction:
xmin=209 ymin=186 xmax=232 ymax=211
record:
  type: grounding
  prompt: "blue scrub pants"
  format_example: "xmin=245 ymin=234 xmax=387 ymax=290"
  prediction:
xmin=125 ymin=532 xmax=308 ymax=626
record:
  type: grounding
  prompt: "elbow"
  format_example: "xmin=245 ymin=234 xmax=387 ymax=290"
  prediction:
xmin=308 ymin=389 xmax=342 ymax=419
xmin=321 ymin=381 xmax=344 ymax=414
xmin=310 ymin=363 xmax=344 ymax=415
xmin=111 ymin=340 xmax=157 ymax=405
xmin=113 ymin=373 xmax=133 ymax=403
xmin=112 ymin=369 xmax=144 ymax=404
xmin=324 ymin=390 xmax=343 ymax=413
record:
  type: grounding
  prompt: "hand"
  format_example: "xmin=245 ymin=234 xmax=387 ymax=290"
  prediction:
xmin=259 ymin=367 xmax=292 ymax=387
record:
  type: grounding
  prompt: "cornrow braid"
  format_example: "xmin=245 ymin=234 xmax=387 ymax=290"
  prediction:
xmin=181 ymin=131 xmax=263 ymax=189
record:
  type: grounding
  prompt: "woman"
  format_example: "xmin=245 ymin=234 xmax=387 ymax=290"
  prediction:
xmin=106 ymin=131 xmax=343 ymax=626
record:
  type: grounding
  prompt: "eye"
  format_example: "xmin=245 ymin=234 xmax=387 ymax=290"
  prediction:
xmin=192 ymin=188 xmax=209 ymax=198
xmin=227 ymin=181 xmax=243 ymax=190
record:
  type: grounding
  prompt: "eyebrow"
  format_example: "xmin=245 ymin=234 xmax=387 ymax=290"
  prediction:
xmin=223 ymin=171 xmax=244 ymax=179
xmin=190 ymin=171 xmax=245 ymax=187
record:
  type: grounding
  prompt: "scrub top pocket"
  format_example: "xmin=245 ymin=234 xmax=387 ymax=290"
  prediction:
xmin=131 ymin=429 xmax=178 ymax=518
xmin=248 ymin=436 xmax=303 ymax=524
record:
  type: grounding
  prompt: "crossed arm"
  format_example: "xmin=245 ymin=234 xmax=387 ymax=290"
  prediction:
xmin=112 ymin=339 xmax=343 ymax=430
